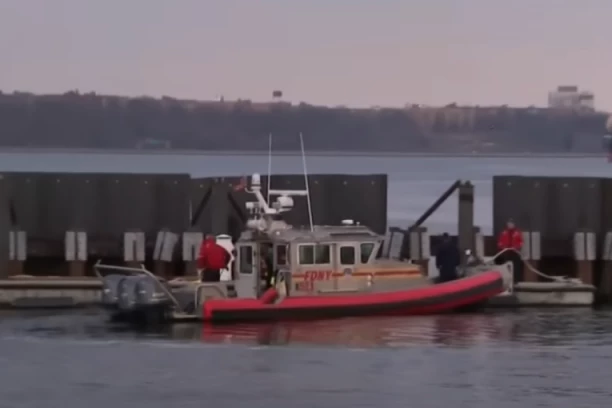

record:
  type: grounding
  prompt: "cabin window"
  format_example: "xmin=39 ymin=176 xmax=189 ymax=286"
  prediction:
xmin=275 ymin=245 xmax=288 ymax=265
xmin=339 ymin=246 xmax=356 ymax=265
xmin=315 ymin=245 xmax=331 ymax=264
xmin=298 ymin=244 xmax=331 ymax=265
xmin=239 ymin=246 xmax=254 ymax=274
xmin=360 ymin=243 xmax=375 ymax=263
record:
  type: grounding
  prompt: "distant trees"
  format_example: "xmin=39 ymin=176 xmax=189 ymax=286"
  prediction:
xmin=0 ymin=91 xmax=607 ymax=152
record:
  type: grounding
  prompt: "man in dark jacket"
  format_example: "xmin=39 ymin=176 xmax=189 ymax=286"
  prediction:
xmin=260 ymin=245 xmax=275 ymax=290
xmin=197 ymin=235 xmax=231 ymax=283
xmin=436 ymin=233 xmax=461 ymax=283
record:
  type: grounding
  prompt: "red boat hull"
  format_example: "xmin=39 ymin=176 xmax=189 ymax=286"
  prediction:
xmin=201 ymin=271 xmax=505 ymax=323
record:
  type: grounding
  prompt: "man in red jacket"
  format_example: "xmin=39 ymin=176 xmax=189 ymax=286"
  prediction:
xmin=198 ymin=235 xmax=231 ymax=283
xmin=496 ymin=219 xmax=524 ymax=282
xmin=497 ymin=219 xmax=523 ymax=252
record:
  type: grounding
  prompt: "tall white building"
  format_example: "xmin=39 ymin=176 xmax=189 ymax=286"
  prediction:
xmin=548 ymin=86 xmax=595 ymax=111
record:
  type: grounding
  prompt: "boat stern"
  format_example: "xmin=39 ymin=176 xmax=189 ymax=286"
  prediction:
xmin=101 ymin=274 xmax=124 ymax=310
xmin=95 ymin=262 xmax=184 ymax=324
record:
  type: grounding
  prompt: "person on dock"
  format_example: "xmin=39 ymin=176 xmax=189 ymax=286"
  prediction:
xmin=198 ymin=235 xmax=232 ymax=283
xmin=497 ymin=219 xmax=523 ymax=252
xmin=436 ymin=233 xmax=460 ymax=283
xmin=496 ymin=219 xmax=524 ymax=281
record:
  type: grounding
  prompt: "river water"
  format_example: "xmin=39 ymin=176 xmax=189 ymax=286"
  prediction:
xmin=1 ymin=152 xmax=612 ymax=407
xmin=1 ymin=309 xmax=612 ymax=407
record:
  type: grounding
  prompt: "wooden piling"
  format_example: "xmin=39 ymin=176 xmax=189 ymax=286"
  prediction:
xmin=473 ymin=226 xmax=485 ymax=260
xmin=182 ymin=231 xmax=203 ymax=278
xmin=123 ymin=231 xmax=145 ymax=269
xmin=574 ymin=231 xmax=596 ymax=285
xmin=457 ymin=181 xmax=474 ymax=265
xmin=65 ymin=230 xmax=87 ymax=277
xmin=601 ymin=231 xmax=612 ymax=299
xmin=8 ymin=229 xmax=26 ymax=276
xmin=153 ymin=229 xmax=179 ymax=278
xmin=521 ymin=231 xmax=541 ymax=282
xmin=408 ymin=226 xmax=429 ymax=275
xmin=0 ymin=175 xmax=8 ymax=279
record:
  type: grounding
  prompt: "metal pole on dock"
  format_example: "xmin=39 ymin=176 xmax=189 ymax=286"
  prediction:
xmin=457 ymin=181 xmax=475 ymax=266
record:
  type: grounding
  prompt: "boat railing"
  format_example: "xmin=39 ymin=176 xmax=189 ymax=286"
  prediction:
xmin=93 ymin=260 xmax=183 ymax=311
xmin=93 ymin=260 xmax=150 ymax=279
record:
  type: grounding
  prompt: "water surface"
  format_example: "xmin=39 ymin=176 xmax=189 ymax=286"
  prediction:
xmin=0 ymin=309 xmax=611 ymax=408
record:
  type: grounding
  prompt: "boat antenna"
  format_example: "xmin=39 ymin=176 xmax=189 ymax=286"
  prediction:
xmin=299 ymin=132 xmax=314 ymax=232
xmin=266 ymin=133 xmax=272 ymax=205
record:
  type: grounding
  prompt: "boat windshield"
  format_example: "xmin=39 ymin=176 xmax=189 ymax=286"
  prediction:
xmin=275 ymin=244 xmax=288 ymax=265
xmin=259 ymin=243 xmax=274 ymax=276
xmin=360 ymin=242 xmax=375 ymax=263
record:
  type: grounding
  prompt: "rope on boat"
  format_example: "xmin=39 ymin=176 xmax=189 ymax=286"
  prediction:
xmin=489 ymin=248 xmax=583 ymax=285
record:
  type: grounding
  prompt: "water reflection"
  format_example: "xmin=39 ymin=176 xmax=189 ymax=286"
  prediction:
xmin=3 ymin=309 xmax=612 ymax=408
xmin=3 ymin=308 xmax=610 ymax=350
xmin=190 ymin=315 xmax=494 ymax=348
xmin=179 ymin=310 xmax=612 ymax=348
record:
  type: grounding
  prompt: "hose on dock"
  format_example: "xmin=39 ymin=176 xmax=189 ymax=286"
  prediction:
xmin=490 ymin=248 xmax=583 ymax=285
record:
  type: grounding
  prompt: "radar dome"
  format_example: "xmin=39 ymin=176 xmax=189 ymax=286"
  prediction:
xmin=251 ymin=173 xmax=261 ymax=186
xmin=277 ymin=195 xmax=293 ymax=208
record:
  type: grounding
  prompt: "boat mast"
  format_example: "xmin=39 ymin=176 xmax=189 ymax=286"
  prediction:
xmin=241 ymin=133 xmax=313 ymax=234
xmin=266 ymin=133 xmax=272 ymax=205
xmin=299 ymin=132 xmax=314 ymax=232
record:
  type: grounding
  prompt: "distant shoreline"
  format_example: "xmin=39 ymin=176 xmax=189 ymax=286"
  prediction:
xmin=0 ymin=147 xmax=606 ymax=159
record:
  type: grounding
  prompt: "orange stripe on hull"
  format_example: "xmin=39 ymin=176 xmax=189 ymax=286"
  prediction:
xmin=293 ymin=269 xmax=423 ymax=279
xmin=352 ymin=270 xmax=422 ymax=278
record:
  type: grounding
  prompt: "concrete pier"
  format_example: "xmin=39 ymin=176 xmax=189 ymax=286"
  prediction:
xmin=0 ymin=278 xmax=101 ymax=308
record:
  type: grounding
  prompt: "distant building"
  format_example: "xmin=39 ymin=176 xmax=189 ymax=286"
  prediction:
xmin=136 ymin=139 xmax=171 ymax=149
xmin=548 ymin=86 xmax=595 ymax=111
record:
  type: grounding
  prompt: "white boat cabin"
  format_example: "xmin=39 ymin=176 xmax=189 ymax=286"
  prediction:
xmin=227 ymin=171 xmax=422 ymax=298
xmin=232 ymin=224 xmax=389 ymax=298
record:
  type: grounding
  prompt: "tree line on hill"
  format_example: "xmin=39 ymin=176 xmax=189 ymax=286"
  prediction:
xmin=0 ymin=91 xmax=608 ymax=152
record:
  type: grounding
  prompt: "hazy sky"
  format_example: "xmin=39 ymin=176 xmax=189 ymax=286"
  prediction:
xmin=0 ymin=0 xmax=610 ymax=110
